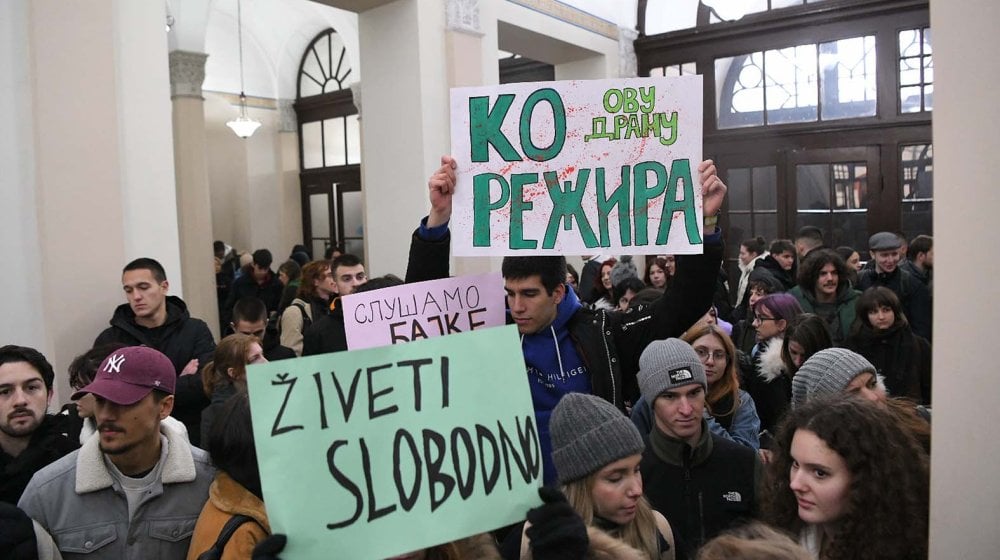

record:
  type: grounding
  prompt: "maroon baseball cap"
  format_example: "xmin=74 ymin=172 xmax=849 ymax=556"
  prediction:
xmin=72 ymin=346 xmax=176 ymax=405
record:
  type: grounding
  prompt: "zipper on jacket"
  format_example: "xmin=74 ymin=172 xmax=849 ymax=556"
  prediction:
xmin=598 ymin=312 xmax=617 ymax=406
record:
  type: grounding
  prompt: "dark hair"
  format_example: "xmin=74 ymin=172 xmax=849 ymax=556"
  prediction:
xmin=251 ymin=249 xmax=273 ymax=269
xmin=501 ymin=256 xmax=567 ymax=295
xmin=296 ymin=261 xmax=331 ymax=300
xmin=232 ymin=297 xmax=267 ymax=325
xmin=566 ymin=263 xmax=579 ymax=285
xmin=852 ymin=286 xmax=907 ymax=334
xmin=331 ymin=253 xmax=364 ymax=274
xmin=0 ymin=345 xmax=56 ymax=392
xmin=324 ymin=242 xmax=345 ymax=260
xmin=67 ymin=343 xmax=128 ymax=390
xmin=795 ymin=225 xmax=824 ymax=244
xmin=643 ymin=257 xmax=671 ymax=288
xmin=761 ymin=396 xmax=929 ymax=560
xmin=278 ymin=260 xmax=301 ymax=282
xmin=353 ymin=275 xmax=404 ymax=294
xmin=796 ymin=249 xmax=849 ymax=293
xmin=590 ymin=258 xmax=617 ymax=302
xmin=747 ymin=268 xmax=783 ymax=296
xmin=123 ymin=257 xmax=167 ymax=283
xmin=740 ymin=236 xmax=767 ymax=256
xmin=291 ymin=244 xmax=311 ymax=258
xmin=768 ymin=239 xmax=794 ymax=255
xmin=628 ymin=287 xmax=664 ymax=308
xmin=780 ymin=314 xmax=834 ymax=375
xmin=213 ymin=240 xmax=226 ymax=254
xmin=907 ymin=234 xmax=933 ymax=260
xmin=614 ymin=277 xmax=646 ymax=307
xmin=207 ymin=392 xmax=262 ymax=499
xmin=834 ymin=246 xmax=858 ymax=263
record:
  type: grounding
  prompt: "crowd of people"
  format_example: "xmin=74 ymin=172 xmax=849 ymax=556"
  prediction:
xmin=0 ymin=155 xmax=932 ymax=559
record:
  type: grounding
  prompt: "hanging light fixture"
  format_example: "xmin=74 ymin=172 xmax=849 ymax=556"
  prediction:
xmin=226 ymin=0 xmax=261 ymax=138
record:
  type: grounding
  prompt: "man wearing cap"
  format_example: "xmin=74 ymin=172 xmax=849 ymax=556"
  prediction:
xmin=95 ymin=257 xmax=216 ymax=446
xmin=636 ymin=338 xmax=758 ymax=558
xmin=18 ymin=346 xmax=214 ymax=560
xmin=857 ymin=231 xmax=932 ymax=339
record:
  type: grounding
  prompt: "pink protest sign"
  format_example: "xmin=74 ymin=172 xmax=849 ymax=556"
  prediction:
xmin=343 ymin=272 xmax=507 ymax=350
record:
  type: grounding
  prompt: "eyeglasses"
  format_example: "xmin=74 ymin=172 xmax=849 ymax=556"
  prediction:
xmin=752 ymin=315 xmax=779 ymax=324
xmin=694 ymin=347 xmax=727 ymax=362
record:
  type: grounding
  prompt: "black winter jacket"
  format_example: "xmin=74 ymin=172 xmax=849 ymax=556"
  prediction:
xmin=641 ymin=421 xmax=758 ymax=558
xmin=94 ymin=295 xmax=216 ymax=445
xmin=0 ymin=415 xmax=79 ymax=504
xmin=406 ymin=226 xmax=725 ymax=409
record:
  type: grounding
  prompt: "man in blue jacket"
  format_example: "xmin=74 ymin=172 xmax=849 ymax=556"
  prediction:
xmin=409 ymin=155 xmax=728 ymax=485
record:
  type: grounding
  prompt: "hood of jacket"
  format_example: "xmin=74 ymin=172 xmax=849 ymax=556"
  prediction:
xmin=75 ymin=416 xmax=198 ymax=494
xmin=208 ymin=472 xmax=270 ymax=532
xmin=518 ymin=282 xmax=582 ymax=345
xmin=108 ymin=295 xmax=192 ymax=333
xmin=794 ymin=283 xmax=859 ymax=308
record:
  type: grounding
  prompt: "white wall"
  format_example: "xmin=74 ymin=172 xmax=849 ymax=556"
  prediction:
xmin=2 ymin=0 xmax=182 ymax=405
xmin=0 ymin=0 xmax=47 ymax=351
xmin=928 ymin=0 xmax=1000 ymax=557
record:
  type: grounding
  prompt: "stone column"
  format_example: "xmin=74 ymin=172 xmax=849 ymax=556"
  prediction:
xmin=358 ymin=0 xmax=452 ymax=277
xmin=444 ymin=0 xmax=499 ymax=276
xmin=618 ymin=26 xmax=639 ymax=78
xmin=170 ymin=49 xmax=220 ymax=339
xmin=276 ymin=98 xmax=302 ymax=259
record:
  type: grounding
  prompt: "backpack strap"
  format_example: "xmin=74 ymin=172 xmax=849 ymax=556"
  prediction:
xmin=197 ymin=514 xmax=257 ymax=560
xmin=295 ymin=302 xmax=312 ymax=330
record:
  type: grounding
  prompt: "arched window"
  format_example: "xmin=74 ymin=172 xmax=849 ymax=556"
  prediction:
xmin=295 ymin=28 xmax=363 ymax=261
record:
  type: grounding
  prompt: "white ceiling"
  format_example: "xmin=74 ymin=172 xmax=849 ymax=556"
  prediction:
xmin=177 ymin=0 xmax=638 ymax=100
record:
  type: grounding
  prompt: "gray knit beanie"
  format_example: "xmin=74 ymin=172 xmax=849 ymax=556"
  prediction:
xmin=550 ymin=393 xmax=645 ymax=484
xmin=791 ymin=348 xmax=877 ymax=408
xmin=637 ymin=338 xmax=707 ymax=405
xmin=609 ymin=256 xmax=638 ymax=290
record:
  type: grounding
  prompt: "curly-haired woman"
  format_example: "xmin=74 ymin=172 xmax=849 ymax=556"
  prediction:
xmin=761 ymin=396 xmax=929 ymax=560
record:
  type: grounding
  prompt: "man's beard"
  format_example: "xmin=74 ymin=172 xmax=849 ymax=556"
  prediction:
xmin=0 ymin=410 xmax=41 ymax=439
xmin=99 ymin=440 xmax=139 ymax=456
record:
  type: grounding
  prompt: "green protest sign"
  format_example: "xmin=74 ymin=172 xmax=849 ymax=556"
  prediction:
xmin=449 ymin=76 xmax=703 ymax=256
xmin=247 ymin=325 xmax=541 ymax=559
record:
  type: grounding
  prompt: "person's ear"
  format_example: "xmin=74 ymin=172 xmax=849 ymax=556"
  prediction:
xmin=553 ymin=283 xmax=566 ymax=304
xmin=159 ymin=395 xmax=175 ymax=419
xmin=161 ymin=280 xmax=170 ymax=292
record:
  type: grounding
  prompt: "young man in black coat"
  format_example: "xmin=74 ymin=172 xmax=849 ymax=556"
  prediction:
xmin=94 ymin=257 xmax=216 ymax=445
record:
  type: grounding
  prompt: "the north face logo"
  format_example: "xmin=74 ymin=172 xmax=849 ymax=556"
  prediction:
xmin=722 ymin=491 xmax=742 ymax=503
xmin=668 ymin=367 xmax=693 ymax=383
xmin=104 ymin=354 xmax=125 ymax=374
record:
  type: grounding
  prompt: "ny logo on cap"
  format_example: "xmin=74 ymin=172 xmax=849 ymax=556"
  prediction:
xmin=668 ymin=367 xmax=693 ymax=383
xmin=104 ymin=354 xmax=126 ymax=374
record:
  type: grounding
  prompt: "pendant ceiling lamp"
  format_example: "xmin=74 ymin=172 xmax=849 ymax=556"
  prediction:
xmin=226 ymin=0 xmax=261 ymax=138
